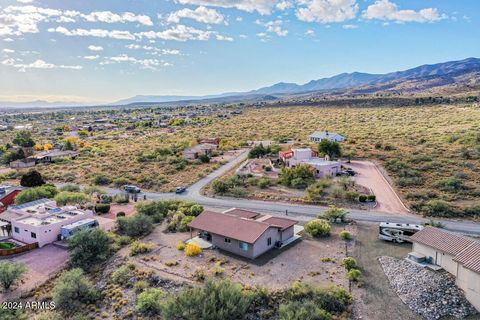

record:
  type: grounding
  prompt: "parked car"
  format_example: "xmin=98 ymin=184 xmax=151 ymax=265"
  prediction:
xmin=123 ymin=185 xmax=141 ymax=193
xmin=175 ymin=187 xmax=187 ymax=194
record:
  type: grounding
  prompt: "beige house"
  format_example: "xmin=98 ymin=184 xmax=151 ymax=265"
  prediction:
xmin=410 ymin=227 xmax=480 ymax=311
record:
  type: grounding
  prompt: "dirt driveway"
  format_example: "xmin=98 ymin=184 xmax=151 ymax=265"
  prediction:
xmin=347 ymin=160 xmax=410 ymax=214
xmin=0 ymin=245 xmax=69 ymax=300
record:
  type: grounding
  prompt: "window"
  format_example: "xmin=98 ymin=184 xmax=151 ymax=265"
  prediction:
xmin=267 ymin=237 xmax=272 ymax=246
xmin=239 ymin=242 xmax=249 ymax=251
xmin=224 ymin=238 xmax=231 ymax=243
xmin=14 ymin=227 xmax=19 ymax=233
xmin=31 ymin=232 xmax=37 ymax=239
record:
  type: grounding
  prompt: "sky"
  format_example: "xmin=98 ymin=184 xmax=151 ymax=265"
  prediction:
xmin=0 ymin=0 xmax=479 ymax=104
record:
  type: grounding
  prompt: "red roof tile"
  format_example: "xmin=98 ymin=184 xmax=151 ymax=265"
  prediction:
xmin=410 ymin=227 xmax=476 ymax=256
xmin=454 ymin=242 xmax=480 ymax=273
xmin=188 ymin=211 xmax=270 ymax=244
xmin=222 ymin=208 xmax=259 ymax=219
xmin=261 ymin=217 xmax=297 ymax=230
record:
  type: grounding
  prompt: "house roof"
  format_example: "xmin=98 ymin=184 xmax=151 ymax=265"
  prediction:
xmin=410 ymin=227 xmax=476 ymax=256
xmin=222 ymin=208 xmax=259 ymax=219
xmin=453 ymin=242 xmax=480 ymax=273
xmin=261 ymin=216 xmax=297 ymax=230
xmin=188 ymin=210 xmax=271 ymax=244
xmin=309 ymin=131 xmax=344 ymax=140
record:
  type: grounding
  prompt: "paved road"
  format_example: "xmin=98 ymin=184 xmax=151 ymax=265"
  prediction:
xmin=72 ymin=149 xmax=480 ymax=236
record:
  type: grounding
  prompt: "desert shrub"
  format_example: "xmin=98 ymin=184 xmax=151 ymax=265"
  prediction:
xmin=422 ymin=200 xmax=457 ymax=217
xmin=185 ymin=243 xmax=202 ymax=256
xmin=95 ymin=203 xmax=111 ymax=214
xmin=347 ymin=269 xmax=362 ymax=282
xmin=434 ymin=177 xmax=465 ymax=192
xmin=111 ymin=265 xmax=134 ymax=285
xmin=306 ymin=183 xmax=326 ymax=202
xmin=339 ymin=230 xmax=352 ymax=241
xmin=341 ymin=257 xmax=357 ymax=270
xmin=213 ymin=180 xmax=231 ymax=194
xmin=322 ymin=206 xmax=348 ymax=223
xmin=92 ymin=174 xmax=111 ymax=186
xmin=211 ymin=262 xmax=225 ymax=276
xmin=358 ymin=195 xmax=367 ymax=202
xmin=229 ymin=186 xmax=248 ymax=198
xmin=189 ymin=204 xmax=204 ymax=216
xmin=257 ymin=178 xmax=271 ymax=189
xmin=113 ymin=194 xmax=129 ymax=204
xmin=54 ymin=191 xmax=90 ymax=206
xmin=287 ymin=282 xmax=351 ymax=313
xmin=59 ymin=184 xmax=81 ymax=192
xmin=117 ymin=214 xmax=154 ymax=237
xmin=464 ymin=203 xmax=480 ymax=217
xmin=0 ymin=261 xmax=27 ymax=290
xmin=176 ymin=242 xmax=186 ymax=250
xmin=68 ymin=229 xmax=112 ymax=271
xmin=130 ymin=241 xmax=154 ymax=256
xmin=112 ymin=177 xmax=129 ymax=187
xmin=345 ymin=191 xmax=359 ymax=201
xmin=406 ymin=190 xmax=437 ymax=201
xmin=0 ymin=308 xmax=27 ymax=320
xmin=136 ymin=288 xmax=166 ymax=315
xmin=134 ymin=280 xmax=149 ymax=293
xmin=367 ymin=195 xmax=376 ymax=202
xmin=192 ymin=267 xmax=207 ymax=281
xmin=279 ymin=301 xmax=332 ymax=320
xmin=397 ymin=177 xmax=424 ymax=187
xmin=304 ymin=219 xmax=331 ymax=237
xmin=53 ymin=268 xmax=98 ymax=311
xmin=162 ymin=279 xmax=253 ymax=320
xmin=117 ymin=211 xmax=126 ymax=217
xmin=14 ymin=184 xmax=58 ymax=204
xmin=179 ymin=216 xmax=194 ymax=232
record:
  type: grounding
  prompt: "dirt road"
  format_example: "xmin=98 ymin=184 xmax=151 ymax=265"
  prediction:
xmin=347 ymin=160 xmax=410 ymax=214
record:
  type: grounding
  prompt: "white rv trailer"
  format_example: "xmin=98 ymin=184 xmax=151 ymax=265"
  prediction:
xmin=378 ymin=222 xmax=423 ymax=243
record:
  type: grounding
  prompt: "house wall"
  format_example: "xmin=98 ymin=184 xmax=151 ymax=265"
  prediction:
xmin=413 ymin=243 xmax=458 ymax=275
xmin=281 ymin=226 xmax=294 ymax=242
xmin=313 ymin=164 xmax=341 ymax=178
xmin=12 ymin=211 xmax=93 ymax=247
xmin=211 ymin=233 xmax=255 ymax=259
xmin=457 ymin=265 xmax=480 ymax=312
xmin=252 ymin=227 xmax=280 ymax=258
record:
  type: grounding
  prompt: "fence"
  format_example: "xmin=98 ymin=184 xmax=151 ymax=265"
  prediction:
xmin=0 ymin=242 xmax=38 ymax=256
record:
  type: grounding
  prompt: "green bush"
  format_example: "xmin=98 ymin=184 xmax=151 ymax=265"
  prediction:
xmin=213 ymin=180 xmax=230 ymax=194
xmin=117 ymin=214 xmax=154 ymax=237
xmin=92 ymin=174 xmax=111 ymax=186
xmin=422 ymin=200 xmax=457 ymax=217
xmin=113 ymin=194 xmax=129 ymax=204
xmin=14 ymin=184 xmax=58 ymax=205
xmin=287 ymin=283 xmax=351 ymax=313
xmin=53 ymin=268 xmax=97 ymax=311
xmin=434 ymin=177 xmax=465 ymax=192
xmin=347 ymin=269 xmax=362 ymax=282
xmin=358 ymin=195 xmax=367 ymax=202
xmin=257 ymin=178 xmax=271 ymax=189
xmin=367 ymin=195 xmax=376 ymax=202
xmin=280 ymin=164 xmax=315 ymax=189
xmin=130 ymin=241 xmax=154 ymax=256
xmin=68 ymin=229 xmax=112 ymax=271
xmin=304 ymin=219 xmax=331 ymax=238
xmin=111 ymin=265 xmax=134 ymax=285
xmin=59 ymin=184 xmax=81 ymax=192
xmin=20 ymin=170 xmax=45 ymax=187
xmin=0 ymin=261 xmax=27 ymax=290
xmin=345 ymin=191 xmax=359 ymax=201
xmin=341 ymin=257 xmax=357 ymax=270
xmin=136 ymin=288 xmax=166 ymax=315
xmin=279 ymin=301 xmax=332 ymax=320
xmin=322 ymin=206 xmax=349 ymax=223
xmin=162 ymin=279 xmax=253 ymax=320
xmin=318 ymin=140 xmax=341 ymax=159
xmin=95 ymin=203 xmax=111 ymax=214
xmin=54 ymin=191 xmax=90 ymax=206
xmin=339 ymin=230 xmax=352 ymax=241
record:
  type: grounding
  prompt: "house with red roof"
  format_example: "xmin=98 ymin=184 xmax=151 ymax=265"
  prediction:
xmin=188 ymin=208 xmax=298 ymax=259
xmin=410 ymin=227 xmax=480 ymax=311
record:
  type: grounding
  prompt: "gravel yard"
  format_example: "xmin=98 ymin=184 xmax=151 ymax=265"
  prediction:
xmin=379 ymin=256 xmax=478 ymax=320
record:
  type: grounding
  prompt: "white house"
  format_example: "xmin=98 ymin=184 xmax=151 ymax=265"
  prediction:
xmin=410 ymin=227 xmax=480 ymax=311
xmin=1 ymin=198 xmax=94 ymax=247
xmin=309 ymin=131 xmax=345 ymax=143
xmin=279 ymin=148 xmax=341 ymax=178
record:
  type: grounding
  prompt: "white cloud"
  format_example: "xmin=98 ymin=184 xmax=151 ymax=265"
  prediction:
xmin=175 ymin=0 xmax=279 ymax=15
xmin=83 ymin=55 xmax=99 ymax=60
xmin=296 ymin=0 xmax=358 ymax=23
xmin=342 ymin=24 xmax=358 ymax=29
xmin=81 ymin=11 xmax=153 ymax=26
xmin=258 ymin=19 xmax=288 ymax=36
xmin=276 ymin=1 xmax=293 ymax=11
xmin=126 ymin=44 xmax=181 ymax=55
xmin=305 ymin=29 xmax=315 ymax=36
xmin=3 ymin=38 xmax=14 ymax=42
xmin=2 ymin=58 xmax=82 ymax=72
xmin=88 ymin=45 xmax=104 ymax=51
xmin=56 ymin=16 xmax=76 ymax=23
xmin=101 ymin=54 xmax=172 ymax=70
xmin=362 ymin=0 xmax=447 ymax=23
xmin=48 ymin=26 xmax=136 ymax=40
xmin=3 ymin=48 xmax=15 ymax=53
xmin=167 ymin=6 xmax=225 ymax=25
xmin=215 ymin=34 xmax=233 ymax=41
xmin=136 ymin=24 xmax=214 ymax=41
xmin=17 ymin=0 xmax=35 ymax=3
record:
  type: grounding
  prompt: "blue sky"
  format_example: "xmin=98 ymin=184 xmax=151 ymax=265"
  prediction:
xmin=0 ymin=0 xmax=478 ymax=103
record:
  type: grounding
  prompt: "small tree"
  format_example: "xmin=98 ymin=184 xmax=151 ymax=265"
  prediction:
xmin=136 ymin=288 xmax=166 ymax=315
xmin=20 ymin=170 xmax=45 ymax=187
xmin=53 ymin=268 xmax=97 ymax=310
xmin=318 ymin=140 xmax=341 ymax=159
xmin=347 ymin=269 xmax=361 ymax=282
xmin=322 ymin=206 xmax=349 ymax=223
xmin=54 ymin=191 xmax=90 ymax=206
xmin=304 ymin=219 xmax=331 ymax=237
xmin=0 ymin=261 xmax=27 ymax=290
xmin=117 ymin=214 xmax=154 ymax=237
xmin=341 ymin=257 xmax=357 ymax=271
xmin=12 ymin=130 xmax=35 ymax=147
xmin=339 ymin=230 xmax=352 ymax=241
xmin=68 ymin=229 xmax=112 ymax=271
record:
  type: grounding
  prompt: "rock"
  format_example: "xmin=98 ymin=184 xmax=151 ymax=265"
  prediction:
xmin=378 ymin=256 xmax=478 ymax=320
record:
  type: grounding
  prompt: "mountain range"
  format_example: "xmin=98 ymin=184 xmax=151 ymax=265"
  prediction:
xmin=1 ymin=57 xmax=479 ymax=109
